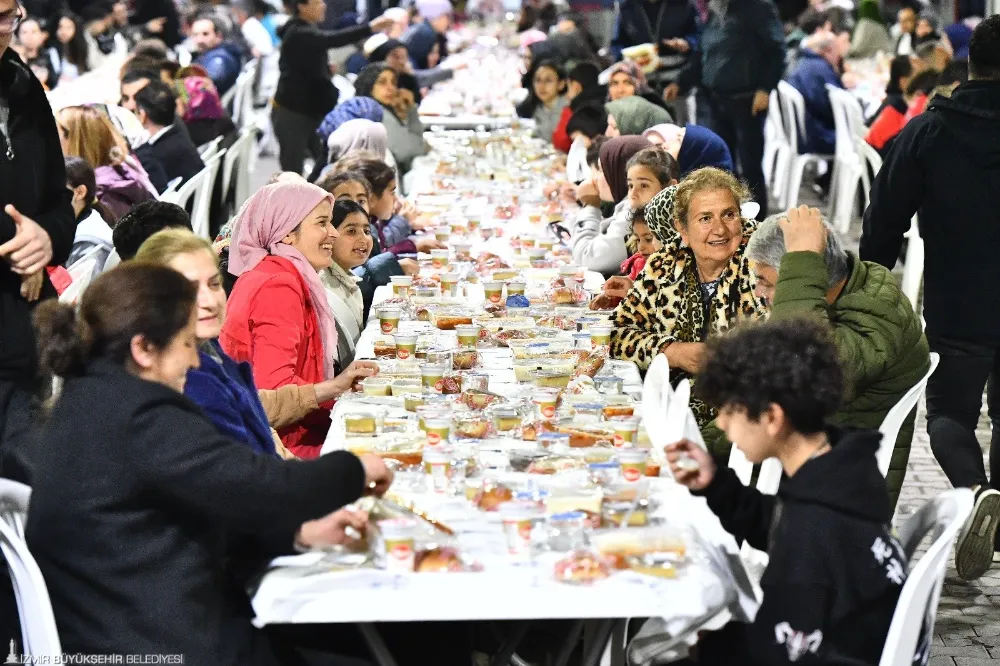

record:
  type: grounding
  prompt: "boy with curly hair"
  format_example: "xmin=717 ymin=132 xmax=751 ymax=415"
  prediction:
xmin=667 ymin=317 xmax=911 ymax=665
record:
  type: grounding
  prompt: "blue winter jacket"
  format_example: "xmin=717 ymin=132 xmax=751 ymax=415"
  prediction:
xmin=196 ymin=42 xmax=244 ymax=95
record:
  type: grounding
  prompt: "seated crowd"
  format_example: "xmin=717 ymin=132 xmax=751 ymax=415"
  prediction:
xmin=0 ymin=0 xmax=999 ymax=664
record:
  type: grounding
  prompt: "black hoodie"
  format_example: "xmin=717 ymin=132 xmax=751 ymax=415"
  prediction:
xmin=694 ymin=427 xmax=909 ymax=665
xmin=860 ymin=80 xmax=1000 ymax=344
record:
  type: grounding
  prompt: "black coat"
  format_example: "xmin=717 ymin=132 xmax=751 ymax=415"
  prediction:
xmin=275 ymin=18 xmax=372 ymax=121
xmin=25 ymin=359 xmax=367 ymax=665
xmin=134 ymin=124 xmax=205 ymax=193
xmin=0 ymin=50 xmax=75 ymax=382
xmin=860 ymin=81 xmax=1000 ymax=345
xmin=695 ymin=428 xmax=909 ymax=666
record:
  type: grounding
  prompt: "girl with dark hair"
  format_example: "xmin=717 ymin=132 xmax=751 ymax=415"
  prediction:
xmin=15 ymin=17 xmax=58 ymax=88
xmin=63 ymin=156 xmax=115 ymax=281
xmin=51 ymin=12 xmax=90 ymax=79
xmin=354 ymin=62 xmax=426 ymax=172
xmin=320 ymin=199 xmax=374 ymax=365
xmin=272 ymin=0 xmax=393 ymax=174
xmin=530 ymin=60 xmax=568 ymax=145
xmin=26 ymin=262 xmax=392 ymax=664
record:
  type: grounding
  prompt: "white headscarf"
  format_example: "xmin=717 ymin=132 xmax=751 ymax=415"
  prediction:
xmin=327 ymin=118 xmax=390 ymax=162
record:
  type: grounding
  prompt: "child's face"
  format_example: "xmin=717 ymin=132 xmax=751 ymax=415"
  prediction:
xmin=565 ymin=79 xmax=583 ymax=101
xmin=533 ymin=66 xmax=561 ymax=105
xmin=332 ymin=212 xmax=374 ymax=270
xmin=332 ymin=181 xmax=370 ymax=214
xmin=632 ymin=220 xmax=661 ymax=257
xmin=626 ymin=164 xmax=663 ymax=209
xmin=17 ymin=20 xmax=44 ymax=51
xmin=370 ymin=180 xmax=397 ymax=221
xmin=716 ymin=405 xmax=781 ymax=464
xmin=394 ymin=88 xmax=415 ymax=118
xmin=371 ymin=70 xmax=398 ymax=108
xmin=57 ymin=17 xmax=76 ymax=44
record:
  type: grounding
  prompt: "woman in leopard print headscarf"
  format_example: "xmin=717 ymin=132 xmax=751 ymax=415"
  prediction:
xmin=610 ymin=167 xmax=767 ymax=426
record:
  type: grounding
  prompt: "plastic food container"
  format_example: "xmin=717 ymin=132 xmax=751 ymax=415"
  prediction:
xmin=423 ymin=446 xmax=453 ymax=494
xmin=343 ymin=410 xmax=378 ymax=436
xmin=611 ymin=417 xmax=640 ymax=447
xmin=532 ymin=388 xmax=560 ymax=420
xmin=360 ymin=377 xmax=393 ymax=397
xmin=377 ymin=307 xmax=402 ymax=334
xmin=533 ymin=369 xmax=572 ymax=389
xmin=618 ymin=448 xmax=648 ymax=482
xmin=500 ymin=501 xmax=543 ymax=561
xmin=390 ymin=276 xmax=412 ymax=297
xmin=431 ymin=249 xmax=450 ymax=269
xmin=420 ymin=364 xmax=448 ymax=392
xmin=379 ymin=518 xmax=417 ymax=572
xmin=424 ymin=416 xmax=452 ymax=446
xmin=391 ymin=378 xmax=422 ymax=397
xmin=440 ymin=272 xmax=461 ymax=296
xmin=393 ymin=333 xmax=418 ymax=360
xmin=455 ymin=324 xmax=481 ymax=348
xmin=482 ymin=280 xmax=503 ymax=304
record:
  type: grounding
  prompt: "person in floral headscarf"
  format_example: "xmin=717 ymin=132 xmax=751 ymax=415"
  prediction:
xmin=172 ymin=66 xmax=237 ymax=147
xmin=606 ymin=60 xmax=672 ymax=112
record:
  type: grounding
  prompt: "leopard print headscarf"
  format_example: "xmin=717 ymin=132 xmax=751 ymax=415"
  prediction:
xmin=643 ymin=185 xmax=681 ymax=246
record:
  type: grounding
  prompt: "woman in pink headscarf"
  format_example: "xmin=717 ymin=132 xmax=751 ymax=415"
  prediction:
xmin=221 ymin=180 xmax=378 ymax=459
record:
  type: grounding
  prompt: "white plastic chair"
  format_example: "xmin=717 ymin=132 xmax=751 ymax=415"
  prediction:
xmin=776 ymin=81 xmax=835 ymax=210
xmin=876 ymin=352 xmax=940 ymax=477
xmin=826 ymin=85 xmax=867 ymax=233
xmin=763 ymin=89 xmax=790 ymax=201
xmin=878 ymin=488 xmax=974 ymax=666
xmin=233 ymin=60 xmax=259 ymax=129
xmin=198 ymin=136 xmax=223 ymax=159
xmin=0 ymin=516 xmax=62 ymax=658
xmin=0 ymin=479 xmax=30 ymax=538
xmin=855 ymin=136 xmax=883 ymax=209
xmin=158 ymin=176 xmax=183 ymax=200
xmin=161 ymin=150 xmax=225 ymax=238
xmin=901 ymin=215 xmax=924 ymax=310
xmin=221 ymin=125 xmax=258 ymax=213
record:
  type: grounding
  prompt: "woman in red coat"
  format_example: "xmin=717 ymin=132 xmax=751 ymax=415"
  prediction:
xmin=221 ymin=180 xmax=378 ymax=458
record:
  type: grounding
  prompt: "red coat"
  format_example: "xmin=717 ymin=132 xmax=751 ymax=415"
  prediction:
xmin=552 ymin=106 xmax=573 ymax=153
xmin=220 ymin=255 xmax=334 ymax=459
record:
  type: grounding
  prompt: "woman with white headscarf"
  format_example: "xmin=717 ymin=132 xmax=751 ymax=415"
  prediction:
xmin=327 ymin=118 xmax=398 ymax=177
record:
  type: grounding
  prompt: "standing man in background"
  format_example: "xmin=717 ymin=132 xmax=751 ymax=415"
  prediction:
xmin=0 ymin=0 xmax=75 ymax=472
xmin=697 ymin=0 xmax=785 ymax=220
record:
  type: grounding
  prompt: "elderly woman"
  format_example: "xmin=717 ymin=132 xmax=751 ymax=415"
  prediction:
xmin=746 ymin=206 xmax=930 ymax=513
xmin=221 ymin=181 xmax=379 ymax=459
xmin=605 ymin=96 xmax=673 ymax=137
xmin=611 ymin=167 xmax=766 ymax=426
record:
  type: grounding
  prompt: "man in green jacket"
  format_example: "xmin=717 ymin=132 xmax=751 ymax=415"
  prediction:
xmin=746 ymin=206 xmax=930 ymax=511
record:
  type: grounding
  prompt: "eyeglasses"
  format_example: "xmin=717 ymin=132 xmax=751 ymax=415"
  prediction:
xmin=0 ymin=3 xmax=24 ymax=32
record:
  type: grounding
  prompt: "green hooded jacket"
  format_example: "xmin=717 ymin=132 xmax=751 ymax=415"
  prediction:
xmin=770 ymin=250 xmax=930 ymax=510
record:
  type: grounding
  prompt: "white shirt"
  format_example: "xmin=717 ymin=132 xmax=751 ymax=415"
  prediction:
xmin=242 ymin=17 xmax=275 ymax=57
xmin=146 ymin=125 xmax=173 ymax=146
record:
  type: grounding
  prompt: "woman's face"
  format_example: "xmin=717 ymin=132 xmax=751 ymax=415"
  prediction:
xmin=594 ymin=161 xmax=613 ymax=202
xmin=133 ymin=309 xmax=200 ymax=393
xmin=333 ymin=181 xmax=370 ymax=214
xmin=626 ymin=164 xmax=663 ymax=209
xmin=168 ymin=250 xmax=226 ymax=341
xmin=55 ymin=111 xmax=70 ymax=154
xmin=427 ymin=42 xmax=440 ymax=68
xmin=370 ymin=180 xmax=398 ymax=221
xmin=605 ymin=114 xmax=620 ymax=137
xmin=646 ymin=125 xmax=684 ymax=159
xmin=57 ymin=17 xmax=76 ymax=43
xmin=386 ymin=46 xmax=409 ymax=72
xmin=282 ymin=199 xmax=339 ymax=271
xmin=678 ymin=188 xmax=742 ymax=269
xmin=332 ymin=212 xmax=374 ymax=270
xmin=608 ymin=72 xmax=636 ymax=101
xmin=533 ymin=66 xmax=561 ymax=105
xmin=17 ymin=19 xmax=43 ymax=51
xmin=632 ymin=220 xmax=661 ymax=257
xmin=371 ymin=69 xmax=398 ymax=107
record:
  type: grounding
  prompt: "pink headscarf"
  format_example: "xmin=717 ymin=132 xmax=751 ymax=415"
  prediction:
xmin=229 ymin=182 xmax=339 ymax=379
xmin=519 ymin=29 xmax=547 ymax=51
xmin=607 ymin=61 xmax=652 ymax=98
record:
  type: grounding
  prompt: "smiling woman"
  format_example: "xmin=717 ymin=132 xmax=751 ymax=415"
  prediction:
xmin=610 ymin=168 xmax=768 ymax=428
xmin=220 ymin=182 xmax=381 ymax=458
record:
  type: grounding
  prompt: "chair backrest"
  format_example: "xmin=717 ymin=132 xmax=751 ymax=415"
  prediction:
xmin=221 ymin=125 xmax=257 ymax=208
xmin=879 ymin=488 xmax=974 ymax=666
xmin=825 ymin=83 xmax=855 ymax=162
xmin=0 ymin=518 xmax=62 ymax=657
xmin=855 ymin=136 xmax=883 ymax=202
xmin=198 ymin=136 xmax=223 ymax=159
xmin=877 ymin=352 xmax=940 ymax=476
xmin=776 ymin=81 xmax=804 ymax=153
xmin=191 ymin=150 xmax=226 ymax=239
xmin=233 ymin=60 xmax=259 ymax=129
xmin=0 ymin=479 xmax=30 ymax=539
xmin=159 ymin=176 xmax=183 ymax=199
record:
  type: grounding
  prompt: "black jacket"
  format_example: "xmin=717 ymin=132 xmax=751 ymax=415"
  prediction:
xmin=610 ymin=0 xmax=699 ymax=89
xmin=25 ymin=359 xmax=367 ymax=665
xmin=134 ymin=124 xmax=205 ymax=193
xmin=695 ymin=427 xmax=907 ymax=665
xmin=860 ymin=81 xmax=1000 ymax=344
xmin=0 ymin=50 xmax=75 ymax=382
xmin=699 ymin=0 xmax=786 ymax=96
xmin=274 ymin=18 xmax=372 ymax=121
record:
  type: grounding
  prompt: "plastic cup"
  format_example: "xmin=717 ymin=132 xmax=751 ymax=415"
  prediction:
xmin=506 ymin=280 xmax=526 ymax=297
xmin=532 ymin=388 xmax=560 ymax=420
xmin=380 ymin=518 xmax=416 ymax=572
xmin=420 ymin=364 xmax=447 ymax=392
xmin=440 ymin=272 xmax=460 ymax=296
xmin=378 ymin=307 xmax=401 ymax=334
xmin=618 ymin=449 xmax=649 ymax=483
xmin=590 ymin=325 xmax=613 ymax=349
xmin=423 ymin=446 xmax=453 ymax=494
xmin=434 ymin=228 xmax=450 ymax=243
xmin=500 ymin=501 xmax=540 ymax=561
xmin=394 ymin=333 xmax=418 ymax=360
xmin=390 ymin=275 xmax=412 ymax=297
xmin=612 ymin=417 xmax=640 ymax=447
xmin=520 ymin=237 xmax=537 ymax=250
xmin=431 ymin=248 xmax=450 ymax=269
xmin=424 ymin=416 xmax=451 ymax=446
xmin=482 ymin=280 xmax=503 ymax=304
xmin=455 ymin=324 xmax=481 ymax=348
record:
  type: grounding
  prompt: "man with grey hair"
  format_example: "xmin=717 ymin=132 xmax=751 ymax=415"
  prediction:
xmin=747 ymin=206 xmax=930 ymax=511
xmin=785 ymin=26 xmax=851 ymax=156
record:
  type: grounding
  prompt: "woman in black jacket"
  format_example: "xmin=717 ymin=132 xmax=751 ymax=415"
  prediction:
xmin=26 ymin=263 xmax=392 ymax=666
xmin=273 ymin=0 xmax=393 ymax=174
